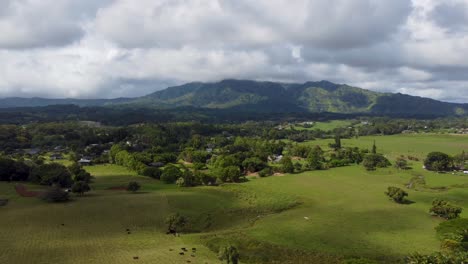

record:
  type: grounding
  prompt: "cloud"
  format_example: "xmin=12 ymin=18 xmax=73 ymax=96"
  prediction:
xmin=0 ymin=0 xmax=467 ymax=103
xmin=0 ymin=0 xmax=111 ymax=49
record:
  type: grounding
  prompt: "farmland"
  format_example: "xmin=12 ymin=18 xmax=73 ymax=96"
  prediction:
xmin=0 ymin=133 xmax=467 ymax=263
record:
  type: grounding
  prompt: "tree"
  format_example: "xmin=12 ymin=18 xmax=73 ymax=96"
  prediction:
xmin=0 ymin=157 xmax=30 ymax=182
xmin=385 ymin=186 xmax=408 ymax=203
xmin=69 ymin=162 xmax=92 ymax=183
xmin=141 ymin=167 xmax=162 ymax=179
xmin=242 ymin=157 xmax=267 ymax=172
xmin=41 ymin=185 xmax=69 ymax=203
xmin=127 ymin=181 xmax=141 ymax=193
xmin=218 ymin=245 xmax=240 ymax=264
xmin=161 ymin=165 xmax=183 ymax=184
xmin=109 ymin=144 xmax=123 ymax=164
xmin=424 ymin=152 xmax=452 ymax=172
xmin=430 ymin=199 xmax=462 ymax=219
xmin=394 ymin=156 xmax=409 ymax=170
xmin=165 ymin=213 xmax=187 ymax=233
xmin=258 ymin=167 xmax=273 ymax=177
xmin=362 ymin=153 xmax=391 ymax=171
xmin=220 ymin=166 xmax=242 ymax=183
xmin=29 ymin=163 xmax=73 ymax=187
xmin=371 ymin=140 xmax=377 ymax=154
xmin=71 ymin=181 xmax=90 ymax=196
xmin=306 ymin=146 xmax=324 ymax=170
xmin=280 ymin=156 xmax=294 ymax=173
xmin=329 ymin=135 xmax=342 ymax=150
xmin=176 ymin=177 xmax=185 ymax=187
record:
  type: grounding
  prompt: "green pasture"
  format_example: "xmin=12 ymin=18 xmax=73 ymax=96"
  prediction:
xmin=293 ymin=120 xmax=354 ymax=131
xmin=1 ymin=134 xmax=467 ymax=263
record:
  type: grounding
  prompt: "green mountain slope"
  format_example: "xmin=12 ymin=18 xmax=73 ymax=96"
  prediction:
xmin=130 ymin=79 xmax=467 ymax=116
xmin=1 ymin=80 xmax=466 ymax=116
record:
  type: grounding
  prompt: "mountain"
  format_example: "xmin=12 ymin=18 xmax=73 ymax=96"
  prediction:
xmin=1 ymin=80 xmax=467 ymax=116
xmin=129 ymin=79 xmax=467 ymax=116
xmin=0 ymin=97 xmax=132 ymax=108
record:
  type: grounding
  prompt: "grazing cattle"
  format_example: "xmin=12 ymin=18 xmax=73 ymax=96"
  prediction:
xmin=166 ymin=229 xmax=178 ymax=236
xmin=179 ymin=252 xmax=185 ymax=255
xmin=133 ymin=256 xmax=139 ymax=260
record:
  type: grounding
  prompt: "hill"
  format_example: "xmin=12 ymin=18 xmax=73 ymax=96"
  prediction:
xmin=1 ymin=80 xmax=467 ymax=116
xmin=131 ymin=79 xmax=467 ymax=116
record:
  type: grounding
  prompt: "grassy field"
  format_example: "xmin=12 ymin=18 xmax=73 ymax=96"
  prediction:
xmin=293 ymin=120 xmax=354 ymax=131
xmin=1 ymin=134 xmax=467 ymax=263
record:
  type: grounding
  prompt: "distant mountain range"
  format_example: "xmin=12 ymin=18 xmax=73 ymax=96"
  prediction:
xmin=1 ymin=80 xmax=467 ymax=116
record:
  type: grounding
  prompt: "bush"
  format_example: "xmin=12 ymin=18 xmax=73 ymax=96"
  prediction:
xmin=258 ymin=167 xmax=274 ymax=177
xmin=30 ymin=163 xmax=73 ymax=187
xmin=71 ymin=181 xmax=90 ymax=196
xmin=127 ymin=181 xmax=141 ymax=193
xmin=406 ymin=251 xmax=468 ymax=263
xmin=384 ymin=186 xmax=408 ymax=204
xmin=218 ymin=245 xmax=240 ymax=264
xmin=436 ymin=218 xmax=468 ymax=239
xmin=161 ymin=165 xmax=183 ymax=184
xmin=41 ymin=185 xmax=69 ymax=203
xmin=430 ymin=199 xmax=463 ymax=219
xmin=242 ymin=157 xmax=267 ymax=172
xmin=280 ymin=157 xmax=294 ymax=173
xmin=220 ymin=166 xmax=242 ymax=183
xmin=436 ymin=218 xmax=468 ymax=251
xmin=165 ymin=213 xmax=187 ymax=233
xmin=424 ymin=152 xmax=452 ymax=172
xmin=141 ymin=167 xmax=162 ymax=179
xmin=194 ymin=171 xmax=216 ymax=185
xmin=394 ymin=156 xmax=409 ymax=170
xmin=362 ymin=153 xmax=391 ymax=171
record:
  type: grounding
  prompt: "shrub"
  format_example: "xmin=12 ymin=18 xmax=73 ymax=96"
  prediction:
xmin=218 ymin=245 xmax=240 ymax=264
xmin=424 ymin=152 xmax=452 ymax=172
xmin=280 ymin=157 xmax=294 ymax=173
xmin=71 ymin=181 xmax=90 ymax=196
xmin=165 ymin=213 xmax=187 ymax=233
xmin=406 ymin=251 xmax=468 ymax=263
xmin=161 ymin=165 xmax=182 ymax=184
xmin=127 ymin=181 xmax=141 ymax=193
xmin=30 ymin=163 xmax=73 ymax=187
xmin=430 ymin=199 xmax=463 ymax=219
xmin=436 ymin=218 xmax=468 ymax=251
xmin=258 ymin=167 xmax=274 ymax=177
xmin=141 ymin=167 xmax=162 ymax=179
xmin=41 ymin=185 xmax=69 ymax=203
xmin=362 ymin=153 xmax=391 ymax=171
xmin=394 ymin=156 xmax=409 ymax=170
xmin=436 ymin=218 xmax=468 ymax=239
xmin=385 ymin=186 xmax=408 ymax=204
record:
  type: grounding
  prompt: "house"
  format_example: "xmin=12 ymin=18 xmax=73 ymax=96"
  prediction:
xmin=50 ymin=153 xmax=64 ymax=161
xmin=149 ymin=162 xmax=165 ymax=168
xmin=78 ymin=157 xmax=92 ymax=166
xmin=268 ymin=154 xmax=283 ymax=163
xmin=464 ymin=171 xmax=468 ymax=174
xmin=24 ymin=148 xmax=41 ymax=155
xmin=206 ymin=148 xmax=213 ymax=153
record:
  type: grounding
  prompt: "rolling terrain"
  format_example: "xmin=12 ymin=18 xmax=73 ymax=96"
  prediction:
xmin=1 ymin=80 xmax=467 ymax=116
xmin=1 ymin=134 xmax=467 ymax=263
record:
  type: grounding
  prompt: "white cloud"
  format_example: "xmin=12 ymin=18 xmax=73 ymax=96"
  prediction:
xmin=0 ymin=0 xmax=466 ymax=103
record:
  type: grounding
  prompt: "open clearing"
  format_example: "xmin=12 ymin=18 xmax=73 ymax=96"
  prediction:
xmin=1 ymin=134 xmax=467 ymax=263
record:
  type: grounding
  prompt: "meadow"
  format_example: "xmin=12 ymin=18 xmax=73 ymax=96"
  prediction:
xmin=0 ymin=133 xmax=467 ymax=263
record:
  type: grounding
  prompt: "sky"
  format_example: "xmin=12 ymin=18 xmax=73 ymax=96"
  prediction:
xmin=0 ymin=0 xmax=467 ymax=103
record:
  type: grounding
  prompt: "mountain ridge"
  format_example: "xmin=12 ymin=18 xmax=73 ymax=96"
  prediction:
xmin=0 ymin=79 xmax=466 ymax=116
